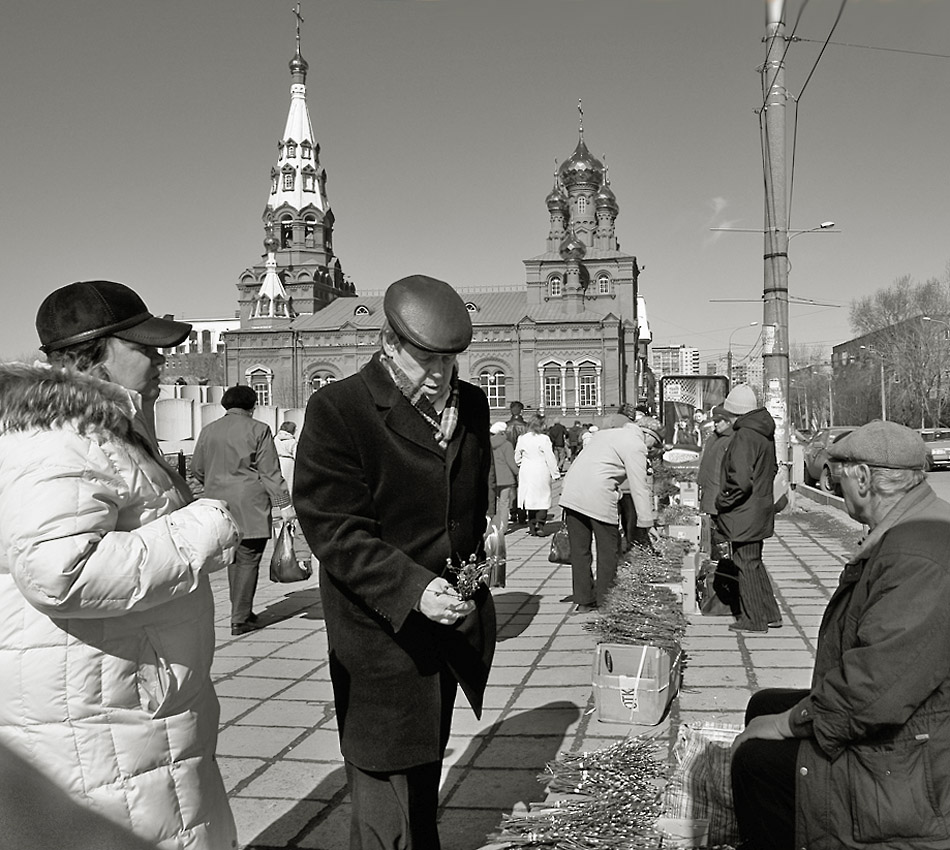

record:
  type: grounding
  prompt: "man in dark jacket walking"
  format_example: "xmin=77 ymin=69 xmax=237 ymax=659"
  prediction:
xmin=294 ymin=275 xmax=495 ymax=850
xmin=731 ymin=421 xmax=950 ymax=850
xmin=714 ymin=384 xmax=781 ymax=633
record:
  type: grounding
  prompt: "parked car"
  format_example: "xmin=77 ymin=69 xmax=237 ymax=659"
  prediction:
xmin=919 ymin=429 xmax=950 ymax=471
xmin=803 ymin=427 xmax=856 ymax=492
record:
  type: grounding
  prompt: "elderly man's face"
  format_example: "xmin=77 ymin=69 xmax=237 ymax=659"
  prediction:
xmin=388 ymin=337 xmax=457 ymax=403
xmin=837 ymin=462 xmax=874 ymax=526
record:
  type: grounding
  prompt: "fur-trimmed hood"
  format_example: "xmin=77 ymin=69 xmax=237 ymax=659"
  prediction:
xmin=0 ymin=362 xmax=136 ymax=439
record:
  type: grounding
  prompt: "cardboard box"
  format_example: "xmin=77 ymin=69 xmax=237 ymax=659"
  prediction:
xmin=668 ymin=524 xmax=701 ymax=545
xmin=591 ymin=643 xmax=681 ymax=725
xmin=677 ymin=482 xmax=699 ymax=507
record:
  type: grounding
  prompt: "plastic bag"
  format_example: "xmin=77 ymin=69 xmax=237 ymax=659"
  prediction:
xmin=269 ymin=521 xmax=312 ymax=583
xmin=484 ymin=517 xmax=507 ymax=587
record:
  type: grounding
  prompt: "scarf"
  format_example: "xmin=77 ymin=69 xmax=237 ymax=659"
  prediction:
xmin=381 ymin=353 xmax=460 ymax=449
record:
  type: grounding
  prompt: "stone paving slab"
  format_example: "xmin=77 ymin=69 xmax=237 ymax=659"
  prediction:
xmin=208 ymin=494 xmax=862 ymax=849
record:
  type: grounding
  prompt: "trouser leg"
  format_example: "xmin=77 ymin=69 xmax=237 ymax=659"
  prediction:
xmin=565 ymin=508 xmax=595 ymax=605
xmin=731 ymin=689 xmax=807 ymax=850
xmin=618 ymin=494 xmax=636 ymax=548
xmin=591 ymin=517 xmax=621 ymax=607
xmin=731 ymin=540 xmax=780 ymax=629
xmin=229 ymin=537 xmax=267 ymax=624
xmin=493 ymin=485 xmax=512 ymax=534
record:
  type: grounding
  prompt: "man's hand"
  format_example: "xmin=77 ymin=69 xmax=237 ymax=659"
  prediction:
xmin=279 ymin=504 xmax=296 ymax=522
xmin=418 ymin=577 xmax=476 ymax=625
xmin=648 ymin=527 xmax=661 ymax=545
xmin=731 ymin=711 xmax=793 ymax=755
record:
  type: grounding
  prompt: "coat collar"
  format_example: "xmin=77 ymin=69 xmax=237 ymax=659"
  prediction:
xmin=360 ymin=353 xmax=466 ymax=459
xmin=848 ymin=480 xmax=937 ymax=566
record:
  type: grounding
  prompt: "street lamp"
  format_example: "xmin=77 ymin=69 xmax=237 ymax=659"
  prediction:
xmin=860 ymin=346 xmax=887 ymax=421
xmin=787 ymin=221 xmax=836 ymax=241
xmin=727 ymin=322 xmax=758 ymax=384
xmin=810 ymin=365 xmax=834 ymax=427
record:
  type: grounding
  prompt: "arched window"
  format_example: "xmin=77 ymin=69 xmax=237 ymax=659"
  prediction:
xmin=280 ymin=216 xmax=293 ymax=248
xmin=549 ymin=275 xmax=562 ymax=298
xmin=577 ymin=196 xmax=588 ymax=215
xmin=302 ymin=166 xmax=316 ymax=192
xmin=304 ymin=217 xmax=316 ymax=246
xmin=282 ymin=170 xmax=295 ymax=191
xmin=354 ymin=304 xmax=370 ymax=316
xmin=310 ymin=372 xmax=337 ymax=394
xmin=597 ymin=273 xmax=611 ymax=295
xmin=270 ymin=168 xmax=278 ymax=194
xmin=477 ymin=370 xmax=507 ymax=409
xmin=543 ymin=370 xmax=562 ymax=408
xmin=246 ymin=369 xmax=273 ymax=407
xmin=286 ymin=142 xmax=297 ymax=158
xmin=301 ymin=142 xmax=312 ymax=159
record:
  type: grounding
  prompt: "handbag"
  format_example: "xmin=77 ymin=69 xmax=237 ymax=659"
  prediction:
xmin=773 ymin=465 xmax=790 ymax=514
xmin=269 ymin=520 xmax=312 ymax=583
xmin=548 ymin=513 xmax=571 ymax=564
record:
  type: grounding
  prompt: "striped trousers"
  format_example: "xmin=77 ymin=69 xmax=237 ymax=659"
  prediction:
xmin=731 ymin=540 xmax=781 ymax=629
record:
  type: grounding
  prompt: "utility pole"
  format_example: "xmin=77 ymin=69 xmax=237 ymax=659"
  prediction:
xmin=762 ymin=0 xmax=790 ymax=467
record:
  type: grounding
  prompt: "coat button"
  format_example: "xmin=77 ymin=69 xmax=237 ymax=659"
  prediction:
xmin=448 ymin=520 xmax=458 ymax=531
xmin=799 ymin=767 xmax=808 ymax=776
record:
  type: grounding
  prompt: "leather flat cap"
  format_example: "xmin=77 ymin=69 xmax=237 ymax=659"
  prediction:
xmin=383 ymin=275 xmax=472 ymax=354
xmin=828 ymin=420 xmax=927 ymax=470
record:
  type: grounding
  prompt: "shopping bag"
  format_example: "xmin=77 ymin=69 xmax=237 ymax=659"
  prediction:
xmin=548 ymin=517 xmax=571 ymax=564
xmin=269 ymin=521 xmax=312 ymax=583
xmin=484 ymin=517 xmax=507 ymax=587
xmin=773 ymin=465 xmax=790 ymax=514
xmin=697 ymin=558 xmax=733 ymax=617
xmin=660 ymin=722 xmax=742 ymax=847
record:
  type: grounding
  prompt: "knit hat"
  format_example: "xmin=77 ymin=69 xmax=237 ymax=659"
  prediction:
xmin=723 ymin=384 xmax=758 ymax=416
xmin=828 ymin=421 xmax=927 ymax=470
xmin=489 ymin=421 xmax=508 ymax=435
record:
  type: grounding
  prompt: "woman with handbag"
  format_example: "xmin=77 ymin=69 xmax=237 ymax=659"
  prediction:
xmin=0 ymin=281 xmax=242 ymax=850
xmin=514 ymin=414 xmax=561 ymax=535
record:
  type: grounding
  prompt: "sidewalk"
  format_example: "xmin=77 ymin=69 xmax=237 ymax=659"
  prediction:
xmin=208 ymin=494 xmax=862 ymax=850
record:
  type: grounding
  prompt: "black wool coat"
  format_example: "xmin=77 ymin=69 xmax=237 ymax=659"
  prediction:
xmin=294 ymin=354 xmax=496 ymax=772
xmin=714 ymin=407 xmax=778 ymax=543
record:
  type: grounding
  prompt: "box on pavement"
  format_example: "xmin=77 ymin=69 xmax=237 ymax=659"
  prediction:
xmin=677 ymin=482 xmax=699 ymax=507
xmin=668 ymin=524 xmax=701 ymax=545
xmin=591 ymin=643 xmax=682 ymax=725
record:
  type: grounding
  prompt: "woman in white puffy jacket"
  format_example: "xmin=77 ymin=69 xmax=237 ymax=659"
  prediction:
xmin=0 ymin=281 xmax=242 ymax=850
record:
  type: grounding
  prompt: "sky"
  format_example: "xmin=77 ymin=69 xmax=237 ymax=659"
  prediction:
xmin=2 ymin=0 xmax=949 ymax=368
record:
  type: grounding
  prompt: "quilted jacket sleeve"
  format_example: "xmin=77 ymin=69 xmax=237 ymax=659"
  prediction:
xmin=0 ymin=431 xmax=240 ymax=618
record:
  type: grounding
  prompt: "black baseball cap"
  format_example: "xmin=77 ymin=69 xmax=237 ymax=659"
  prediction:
xmin=36 ymin=280 xmax=192 ymax=353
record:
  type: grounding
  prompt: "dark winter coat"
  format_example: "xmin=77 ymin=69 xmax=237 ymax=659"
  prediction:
xmin=714 ymin=408 xmax=777 ymax=542
xmin=491 ymin=432 xmax=518 ymax=488
xmin=789 ymin=482 xmax=950 ymax=849
xmin=697 ymin=426 xmax=733 ymax=514
xmin=294 ymin=353 xmax=495 ymax=772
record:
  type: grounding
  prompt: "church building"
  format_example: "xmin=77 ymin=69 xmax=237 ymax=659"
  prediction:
xmin=223 ymin=34 xmax=653 ymax=420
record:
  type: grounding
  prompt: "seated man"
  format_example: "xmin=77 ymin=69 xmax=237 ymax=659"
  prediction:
xmin=731 ymin=421 xmax=950 ymax=849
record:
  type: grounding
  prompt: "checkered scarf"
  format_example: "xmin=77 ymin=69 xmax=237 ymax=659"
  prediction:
xmin=380 ymin=353 xmax=460 ymax=449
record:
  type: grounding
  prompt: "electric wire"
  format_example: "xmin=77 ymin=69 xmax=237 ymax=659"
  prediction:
xmin=793 ymin=37 xmax=950 ymax=61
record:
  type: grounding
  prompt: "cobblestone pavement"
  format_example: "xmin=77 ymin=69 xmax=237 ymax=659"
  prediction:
xmin=209 ymin=494 xmax=861 ymax=849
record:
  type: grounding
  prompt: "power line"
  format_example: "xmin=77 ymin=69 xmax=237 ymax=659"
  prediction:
xmin=792 ymin=36 xmax=950 ymax=61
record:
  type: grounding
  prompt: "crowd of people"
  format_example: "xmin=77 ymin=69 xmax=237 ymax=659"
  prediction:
xmin=3 ymin=276 xmax=950 ymax=849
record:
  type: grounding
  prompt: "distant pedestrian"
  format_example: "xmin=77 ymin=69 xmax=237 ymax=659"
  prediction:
xmin=547 ymin=418 xmax=569 ymax=470
xmin=560 ymin=414 xmax=660 ymax=612
xmin=275 ymin=420 xmax=298 ymax=489
xmin=697 ymin=405 xmax=734 ymax=543
xmin=192 ymin=385 xmax=295 ymax=636
xmin=490 ymin=420 xmax=519 ymax=535
xmin=714 ymin=384 xmax=781 ymax=633
xmin=567 ymin=420 xmax=584 ymax=459
xmin=506 ymin=401 xmax=529 ymax=524
xmin=515 ymin=414 xmax=561 ymax=535
xmin=580 ymin=424 xmax=598 ymax=451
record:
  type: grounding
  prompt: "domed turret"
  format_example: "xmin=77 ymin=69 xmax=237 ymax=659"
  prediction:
xmin=559 ymin=229 xmax=587 ymax=261
xmin=289 ymin=50 xmax=309 ymax=76
xmin=558 ymin=136 xmax=604 ymax=190
xmin=595 ymin=176 xmax=618 ymax=213
xmin=546 ymin=183 xmax=568 ymax=213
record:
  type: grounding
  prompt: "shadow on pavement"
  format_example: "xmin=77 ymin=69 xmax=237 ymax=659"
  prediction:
xmin=261 ymin=586 xmax=324 ymax=625
xmin=491 ymin=591 xmax=540 ymax=642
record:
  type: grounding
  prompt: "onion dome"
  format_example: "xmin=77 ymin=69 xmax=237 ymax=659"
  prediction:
xmin=289 ymin=50 xmax=309 ymax=76
xmin=558 ymin=136 xmax=604 ymax=189
xmin=559 ymin=229 xmax=587 ymax=261
xmin=546 ymin=183 xmax=568 ymax=213
xmin=263 ymin=234 xmax=279 ymax=254
xmin=595 ymin=173 xmax=619 ymax=213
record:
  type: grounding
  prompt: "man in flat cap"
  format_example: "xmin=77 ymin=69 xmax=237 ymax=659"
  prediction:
xmin=731 ymin=420 xmax=950 ymax=850
xmin=294 ymin=275 xmax=495 ymax=849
